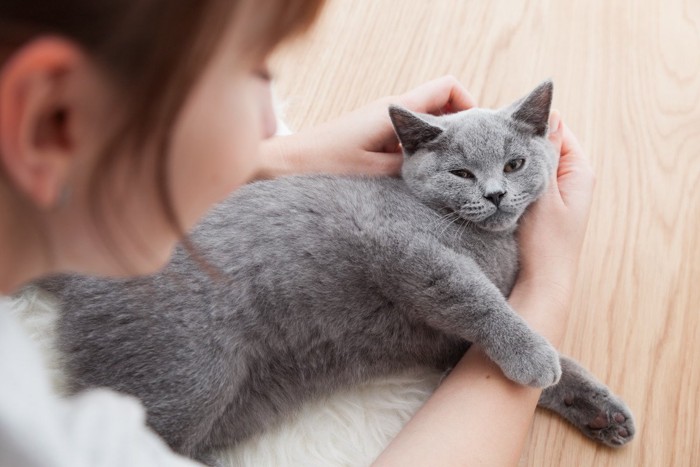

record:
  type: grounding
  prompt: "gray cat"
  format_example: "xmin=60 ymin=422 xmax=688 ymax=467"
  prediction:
xmin=40 ymin=81 xmax=634 ymax=464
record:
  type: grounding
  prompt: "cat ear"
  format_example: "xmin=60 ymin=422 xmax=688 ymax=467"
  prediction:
xmin=388 ymin=105 xmax=444 ymax=154
xmin=504 ymin=80 xmax=553 ymax=137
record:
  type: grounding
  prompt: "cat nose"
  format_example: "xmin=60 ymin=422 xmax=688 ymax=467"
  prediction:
xmin=484 ymin=190 xmax=506 ymax=207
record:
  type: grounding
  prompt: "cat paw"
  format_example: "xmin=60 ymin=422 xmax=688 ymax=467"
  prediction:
xmin=569 ymin=391 xmax=636 ymax=447
xmin=539 ymin=356 xmax=636 ymax=448
xmin=486 ymin=331 xmax=562 ymax=388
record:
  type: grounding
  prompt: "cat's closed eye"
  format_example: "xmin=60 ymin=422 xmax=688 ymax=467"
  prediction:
xmin=503 ymin=158 xmax=525 ymax=173
xmin=450 ymin=169 xmax=475 ymax=180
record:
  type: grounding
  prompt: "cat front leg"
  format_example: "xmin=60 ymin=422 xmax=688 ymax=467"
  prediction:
xmin=538 ymin=355 xmax=635 ymax=447
xmin=371 ymin=235 xmax=561 ymax=388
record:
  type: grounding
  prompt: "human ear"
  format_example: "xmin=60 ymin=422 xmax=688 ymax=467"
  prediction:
xmin=0 ymin=37 xmax=84 ymax=208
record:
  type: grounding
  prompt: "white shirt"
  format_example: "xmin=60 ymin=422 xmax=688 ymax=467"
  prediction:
xmin=0 ymin=295 xmax=202 ymax=467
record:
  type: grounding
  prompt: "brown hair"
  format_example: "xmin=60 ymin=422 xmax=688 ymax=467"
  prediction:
xmin=0 ymin=0 xmax=325 ymax=270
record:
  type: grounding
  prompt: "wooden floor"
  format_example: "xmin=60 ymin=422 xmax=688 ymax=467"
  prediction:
xmin=271 ymin=1 xmax=700 ymax=465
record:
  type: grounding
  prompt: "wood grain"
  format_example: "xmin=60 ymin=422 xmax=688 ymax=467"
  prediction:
xmin=271 ymin=0 xmax=700 ymax=465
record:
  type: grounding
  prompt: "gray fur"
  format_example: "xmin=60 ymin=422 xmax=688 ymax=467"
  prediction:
xmin=39 ymin=81 xmax=634 ymax=463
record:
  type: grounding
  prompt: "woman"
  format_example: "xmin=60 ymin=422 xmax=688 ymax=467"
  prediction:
xmin=0 ymin=1 xmax=594 ymax=466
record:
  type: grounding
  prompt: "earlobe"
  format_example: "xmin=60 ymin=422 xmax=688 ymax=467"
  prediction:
xmin=0 ymin=37 xmax=82 ymax=208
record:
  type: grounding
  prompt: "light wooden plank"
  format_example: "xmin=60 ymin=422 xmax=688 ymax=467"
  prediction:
xmin=272 ymin=1 xmax=700 ymax=464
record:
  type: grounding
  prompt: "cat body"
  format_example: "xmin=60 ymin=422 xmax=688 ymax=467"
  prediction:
xmin=41 ymin=82 xmax=635 ymax=462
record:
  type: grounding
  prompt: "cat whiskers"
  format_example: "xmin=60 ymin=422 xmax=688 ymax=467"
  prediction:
xmin=430 ymin=211 xmax=462 ymax=240
xmin=507 ymin=193 xmax=531 ymax=210
xmin=432 ymin=209 xmax=476 ymax=242
xmin=436 ymin=213 xmax=462 ymax=240
xmin=455 ymin=215 xmax=474 ymax=239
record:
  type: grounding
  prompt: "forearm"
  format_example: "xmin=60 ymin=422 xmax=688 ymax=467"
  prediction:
xmin=372 ymin=287 xmax=567 ymax=467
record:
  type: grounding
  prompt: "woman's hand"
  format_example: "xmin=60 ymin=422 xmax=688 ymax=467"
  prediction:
xmin=256 ymin=75 xmax=475 ymax=179
xmin=511 ymin=112 xmax=596 ymax=341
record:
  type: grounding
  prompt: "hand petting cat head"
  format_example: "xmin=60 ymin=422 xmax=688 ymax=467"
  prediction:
xmin=389 ymin=81 xmax=557 ymax=232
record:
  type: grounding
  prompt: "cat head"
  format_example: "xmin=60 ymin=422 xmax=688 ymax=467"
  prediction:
xmin=389 ymin=80 xmax=557 ymax=232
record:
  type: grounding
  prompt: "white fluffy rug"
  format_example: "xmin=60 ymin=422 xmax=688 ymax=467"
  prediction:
xmin=12 ymin=284 xmax=441 ymax=467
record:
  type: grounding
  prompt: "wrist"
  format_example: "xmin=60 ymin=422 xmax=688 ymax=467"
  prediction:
xmin=256 ymin=134 xmax=302 ymax=180
xmin=254 ymin=139 xmax=279 ymax=180
xmin=517 ymin=255 xmax=579 ymax=302
xmin=508 ymin=280 xmax=570 ymax=347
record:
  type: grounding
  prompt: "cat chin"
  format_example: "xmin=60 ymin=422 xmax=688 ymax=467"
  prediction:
xmin=475 ymin=213 xmax=519 ymax=232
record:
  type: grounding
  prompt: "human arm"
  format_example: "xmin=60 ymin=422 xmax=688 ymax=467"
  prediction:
xmin=371 ymin=114 xmax=596 ymax=466
xmin=254 ymin=75 xmax=475 ymax=179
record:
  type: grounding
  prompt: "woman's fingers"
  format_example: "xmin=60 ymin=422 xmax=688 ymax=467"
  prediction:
xmin=397 ymin=75 xmax=476 ymax=114
xmin=560 ymin=122 xmax=586 ymax=161
xmin=556 ymin=123 xmax=596 ymax=211
xmin=548 ymin=110 xmax=563 ymax=153
xmin=542 ymin=110 xmax=564 ymax=202
xmin=366 ymin=76 xmax=475 ymax=156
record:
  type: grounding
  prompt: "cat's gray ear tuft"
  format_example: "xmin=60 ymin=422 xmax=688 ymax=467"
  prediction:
xmin=507 ymin=80 xmax=553 ymax=137
xmin=388 ymin=105 xmax=444 ymax=155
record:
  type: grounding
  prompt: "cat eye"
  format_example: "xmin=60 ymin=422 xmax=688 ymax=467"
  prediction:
xmin=450 ymin=169 xmax=475 ymax=180
xmin=504 ymin=158 xmax=525 ymax=173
